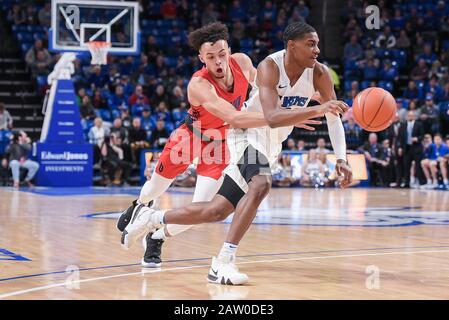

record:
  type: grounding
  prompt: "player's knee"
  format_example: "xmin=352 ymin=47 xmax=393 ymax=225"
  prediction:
xmin=250 ymin=177 xmax=272 ymax=200
xmin=207 ymin=205 xmax=230 ymax=222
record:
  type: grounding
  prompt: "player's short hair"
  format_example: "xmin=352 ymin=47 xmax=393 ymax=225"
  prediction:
xmin=283 ymin=21 xmax=316 ymax=48
xmin=188 ymin=22 xmax=229 ymax=51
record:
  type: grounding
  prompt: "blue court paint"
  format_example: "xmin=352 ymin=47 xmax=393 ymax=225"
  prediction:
xmin=1 ymin=245 xmax=449 ymax=283
xmin=82 ymin=205 xmax=449 ymax=227
xmin=20 ymin=187 xmax=194 ymax=197
xmin=0 ymin=249 xmax=31 ymax=261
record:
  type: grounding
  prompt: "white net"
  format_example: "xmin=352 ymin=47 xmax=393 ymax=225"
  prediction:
xmin=87 ymin=41 xmax=111 ymax=65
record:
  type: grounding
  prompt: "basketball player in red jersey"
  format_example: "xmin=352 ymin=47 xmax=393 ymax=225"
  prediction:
xmin=122 ymin=21 xmax=352 ymax=285
xmin=117 ymin=22 xmax=319 ymax=267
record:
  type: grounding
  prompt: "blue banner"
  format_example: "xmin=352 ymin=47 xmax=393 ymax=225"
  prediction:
xmin=36 ymin=143 xmax=93 ymax=187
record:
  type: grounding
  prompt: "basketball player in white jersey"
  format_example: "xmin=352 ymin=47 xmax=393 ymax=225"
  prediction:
xmin=117 ymin=22 xmax=319 ymax=268
xmin=122 ymin=22 xmax=352 ymax=285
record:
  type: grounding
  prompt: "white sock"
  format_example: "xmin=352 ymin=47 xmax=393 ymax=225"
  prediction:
xmin=444 ymin=179 xmax=448 ymax=185
xmin=217 ymin=242 xmax=238 ymax=263
xmin=138 ymin=173 xmax=174 ymax=205
xmin=153 ymin=175 xmax=224 ymax=239
xmin=427 ymin=179 xmax=432 ymax=184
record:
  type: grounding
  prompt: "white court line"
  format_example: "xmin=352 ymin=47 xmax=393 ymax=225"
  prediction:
xmin=1 ymin=249 xmax=449 ymax=299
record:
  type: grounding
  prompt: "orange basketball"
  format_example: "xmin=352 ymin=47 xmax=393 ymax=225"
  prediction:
xmin=352 ymin=87 xmax=396 ymax=132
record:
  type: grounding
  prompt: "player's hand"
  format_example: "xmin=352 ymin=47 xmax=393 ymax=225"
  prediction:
xmin=295 ymin=119 xmax=322 ymax=131
xmin=336 ymin=159 xmax=353 ymax=189
xmin=319 ymin=100 xmax=349 ymax=117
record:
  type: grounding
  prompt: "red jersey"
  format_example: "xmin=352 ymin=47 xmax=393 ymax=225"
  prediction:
xmin=187 ymin=57 xmax=249 ymax=139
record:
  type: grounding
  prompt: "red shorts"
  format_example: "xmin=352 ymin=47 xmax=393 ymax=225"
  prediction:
xmin=155 ymin=124 xmax=229 ymax=180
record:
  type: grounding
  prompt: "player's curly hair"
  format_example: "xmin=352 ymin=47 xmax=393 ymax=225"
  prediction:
xmin=283 ymin=21 xmax=316 ymax=48
xmin=188 ymin=22 xmax=229 ymax=51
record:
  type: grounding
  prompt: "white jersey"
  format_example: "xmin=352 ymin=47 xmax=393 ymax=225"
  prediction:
xmin=225 ymin=49 xmax=316 ymax=191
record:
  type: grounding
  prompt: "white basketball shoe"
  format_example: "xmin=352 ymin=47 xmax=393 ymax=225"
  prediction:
xmin=207 ymin=256 xmax=249 ymax=285
xmin=121 ymin=205 xmax=160 ymax=249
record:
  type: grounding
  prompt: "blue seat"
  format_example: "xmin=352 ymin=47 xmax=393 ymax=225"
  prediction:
xmin=360 ymin=80 xmax=371 ymax=90
xmin=379 ymin=81 xmax=393 ymax=92
xmin=96 ymin=109 xmax=112 ymax=122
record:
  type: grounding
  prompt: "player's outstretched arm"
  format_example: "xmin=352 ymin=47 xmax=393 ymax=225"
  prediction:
xmin=314 ymin=62 xmax=352 ymax=187
xmin=188 ymin=77 xmax=267 ymax=129
xmin=257 ymin=58 xmax=348 ymax=128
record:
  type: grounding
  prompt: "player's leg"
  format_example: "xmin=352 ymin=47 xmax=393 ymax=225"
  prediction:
xmin=117 ymin=127 xmax=192 ymax=232
xmin=429 ymin=160 xmax=439 ymax=187
xmin=141 ymin=175 xmax=224 ymax=267
xmin=439 ymin=158 xmax=448 ymax=187
xmin=209 ymin=146 xmax=272 ymax=285
xmin=154 ymin=175 xmax=224 ymax=239
xmin=9 ymin=160 xmax=20 ymax=187
xmin=421 ymin=159 xmax=432 ymax=187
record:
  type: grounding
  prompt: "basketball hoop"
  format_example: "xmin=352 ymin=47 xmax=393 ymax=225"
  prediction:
xmin=87 ymin=41 xmax=111 ymax=65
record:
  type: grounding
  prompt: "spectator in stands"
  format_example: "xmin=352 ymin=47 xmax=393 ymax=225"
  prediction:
xmin=118 ymin=75 xmax=135 ymax=97
xmin=119 ymin=106 xmax=132 ymax=129
xmin=128 ymin=84 xmax=150 ymax=107
xmin=100 ymin=133 xmax=133 ymax=186
xmin=0 ymin=103 xmax=13 ymax=131
xmin=417 ymin=44 xmax=438 ymax=65
xmin=426 ymin=76 xmax=443 ymax=100
xmin=396 ymin=100 xmax=407 ymax=123
xmin=79 ymin=96 xmax=96 ymax=127
xmin=151 ymin=84 xmax=168 ymax=108
xmin=161 ymin=0 xmax=178 ymax=19
xmin=379 ymin=59 xmax=399 ymax=82
xmin=38 ymin=2 xmax=51 ymax=27
xmin=294 ymin=0 xmax=310 ymax=20
xmin=398 ymin=111 xmax=425 ymax=188
xmin=229 ymin=0 xmax=245 ymax=22
xmin=31 ymin=50 xmax=52 ymax=76
xmin=201 ymin=3 xmax=219 ymax=28
xmin=402 ymin=80 xmax=420 ymax=103
xmin=151 ymin=119 xmax=170 ymax=149
xmin=286 ymin=138 xmax=297 ymax=151
xmin=24 ymin=4 xmax=38 ymax=25
xmin=25 ymin=40 xmax=52 ymax=76
xmin=408 ymin=100 xmax=421 ymax=119
xmin=395 ymin=30 xmax=411 ymax=50
xmin=359 ymin=133 xmax=383 ymax=186
xmin=88 ymin=66 xmax=107 ymax=90
xmin=297 ymin=139 xmax=305 ymax=152
xmin=7 ymin=4 xmax=26 ymax=25
xmin=315 ymin=138 xmax=330 ymax=154
xmin=110 ymin=85 xmax=129 ymax=110
xmin=110 ymin=118 xmax=129 ymax=143
xmin=411 ymin=59 xmax=429 ymax=81
xmin=419 ymin=94 xmax=440 ymax=134
xmin=363 ymin=59 xmax=379 ymax=81
xmin=88 ymin=117 xmax=110 ymax=146
xmin=140 ymin=107 xmax=154 ymax=137
xmin=104 ymin=65 xmax=121 ymax=90
xmin=131 ymin=96 xmax=151 ymax=118
xmin=344 ymin=35 xmax=363 ymax=61
xmin=129 ymin=117 xmax=150 ymax=162
xmin=428 ymin=60 xmax=444 ymax=81
xmin=177 ymin=0 xmax=190 ymax=22
xmin=92 ymin=89 xmax=108 ymax=110
xmin=344 ymin=117 xmax=362 ymax=150
xmin=375 ymin=26 xmax=396 ymax=48
xmin=378 ymin=139 xmax=394 ymax=187
xmin=300 ymin=149 xmax=326 ymax=188
xmin=440 ymin=83 xmax=449 ymax=102
xmin=169 ymin=85 xmax=187 ymax=110
xmin=4 ymin=131 xmax=39 ymax=188
xmin=390 ymin=9 xmax=405 ymax=32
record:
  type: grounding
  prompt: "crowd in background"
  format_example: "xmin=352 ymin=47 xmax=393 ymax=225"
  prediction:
xmin=1 ymin=0 xmax=449 ymax=189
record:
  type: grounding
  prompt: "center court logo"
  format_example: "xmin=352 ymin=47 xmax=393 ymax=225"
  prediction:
xmin=82 ymin=206 xmax=449 ymax=227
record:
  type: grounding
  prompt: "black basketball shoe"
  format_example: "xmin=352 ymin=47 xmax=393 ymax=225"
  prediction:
xmin=141 ymin=232 xmax=164 ymax=268
xmin=117 ymin=199 xmax=153 ymax=232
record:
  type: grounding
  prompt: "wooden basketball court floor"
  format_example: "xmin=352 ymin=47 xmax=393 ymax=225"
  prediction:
xmin=1 ymin=186 xmax=449 ymax=300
